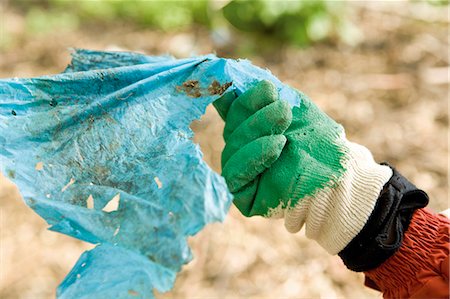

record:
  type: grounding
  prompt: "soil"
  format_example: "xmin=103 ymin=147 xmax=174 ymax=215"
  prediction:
xmin=1 ymin=2 xmax=448 ymax=298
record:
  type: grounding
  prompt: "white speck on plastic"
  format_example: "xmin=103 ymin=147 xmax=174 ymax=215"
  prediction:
xmin=102 ymin=193 xmax=120 ymax=212
xmin=46 ymin=194 xmax=51 ymax=198
xmin=35 ymin=162 xmax=44 ymax=171
xmin=154 ymin=176 xmax=163 ymax=189
xmin=87 ymin=194 xmax=94 ymax=209
xmin=61 ymin=178 xmax=75 ymax=192
xmin=113 ymin=225 xmax=120 ymax=236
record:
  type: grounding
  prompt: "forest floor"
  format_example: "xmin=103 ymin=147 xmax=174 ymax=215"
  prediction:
xmin=1 ymin=2 xmax=448 ymax=298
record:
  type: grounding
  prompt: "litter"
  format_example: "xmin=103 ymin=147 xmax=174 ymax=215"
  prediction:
xmin=0 ymin=49 xmax=303 ymax=298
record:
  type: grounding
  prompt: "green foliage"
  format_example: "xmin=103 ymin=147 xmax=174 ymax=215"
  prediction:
xmin=26 ymin=7 xmax=79 ymax=34
xmin=22 ymin=0 xmax=210 ymax=32
xmin=72 ymin=0 xmax=211 ymax=30
xmin=222 ymin=0 xmax=349 ymax=46
xmin=14 ymin=0 xmax=353 ymax=48
xmin=423 ymin=0 xmax=450 ymax=6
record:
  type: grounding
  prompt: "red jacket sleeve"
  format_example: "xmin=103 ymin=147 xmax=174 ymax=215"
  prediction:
xmin=364 ymin=208 xmax=449 ymax=299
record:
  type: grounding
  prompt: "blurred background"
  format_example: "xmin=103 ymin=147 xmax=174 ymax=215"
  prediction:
xmin=0 ymin=0 xmax=448 ymax=298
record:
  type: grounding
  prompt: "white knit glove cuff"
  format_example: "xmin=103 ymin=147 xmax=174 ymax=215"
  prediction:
xmin=284 ymin=141 xmax=393 ymax=254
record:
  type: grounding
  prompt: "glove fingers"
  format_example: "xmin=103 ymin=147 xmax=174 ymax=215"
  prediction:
xmin=232 ymin=178 xmax=259 ymax=217
xmin=222 ymin=134 xmax=287 ymax=192
xmin=222 ymin=100 xmax=292 ymax=165
xmin=224 ymin=80 xmax=278 ymax=140
xmin=212 ymin=91 xmax=237 ymax=121
xmin=233 ymin=177 xmax=285 ymax=218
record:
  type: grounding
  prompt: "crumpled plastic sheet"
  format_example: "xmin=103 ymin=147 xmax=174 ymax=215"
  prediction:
xmin=0 ymin=49 xmax=302 ymax=298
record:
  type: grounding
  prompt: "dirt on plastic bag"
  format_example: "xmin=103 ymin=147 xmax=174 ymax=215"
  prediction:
xmin=0 ymin=49 xmax=302 ymax=298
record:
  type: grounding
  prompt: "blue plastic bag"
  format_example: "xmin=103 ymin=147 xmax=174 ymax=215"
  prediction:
xmin=0 ymin=50 xmax=302 ymax=298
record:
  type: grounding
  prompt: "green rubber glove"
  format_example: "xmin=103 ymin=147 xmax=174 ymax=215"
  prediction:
xmin=214 ymin=80 xmax=344 ymax=216
xmin=213 ymin=80 xmax=293 ymax=215
xmin=214 ymin=80 xmax=393 ymax=254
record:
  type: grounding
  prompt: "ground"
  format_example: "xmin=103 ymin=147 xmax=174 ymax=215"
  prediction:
xmin=1 ymin=2 xmax=448 ymax=298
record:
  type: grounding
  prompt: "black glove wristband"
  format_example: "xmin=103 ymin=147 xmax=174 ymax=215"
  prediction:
xmin=338 ymin=164 xmax=429 ymax=272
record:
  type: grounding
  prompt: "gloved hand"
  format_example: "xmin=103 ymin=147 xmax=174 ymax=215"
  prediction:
xmin=214 ymin=80 xmax=393 ymax=254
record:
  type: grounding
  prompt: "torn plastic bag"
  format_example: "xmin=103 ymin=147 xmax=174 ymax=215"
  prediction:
xmin=0 ymin=49 xmax=303 ymax=298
